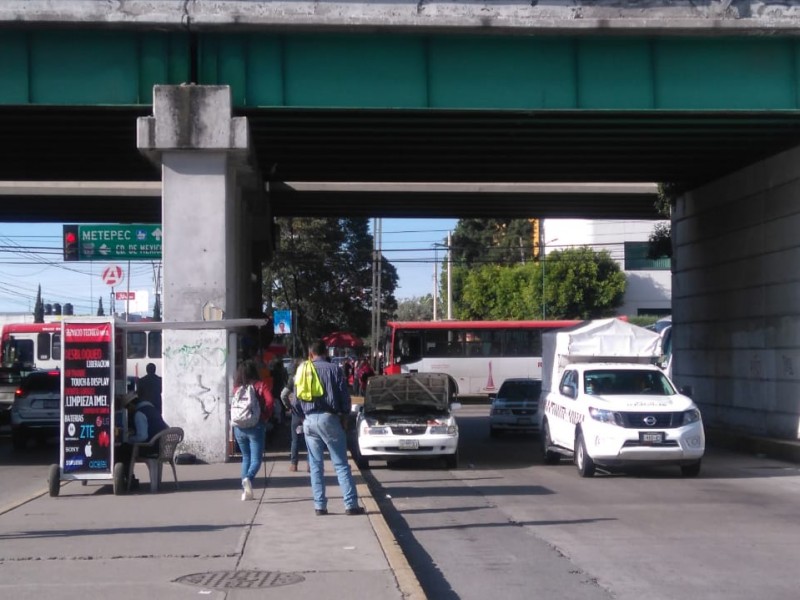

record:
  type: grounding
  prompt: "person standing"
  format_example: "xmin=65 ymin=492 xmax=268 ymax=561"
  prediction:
xmin=291 ymin=340 xmax=364 ymax=516
xmin=280 ymin=359 xmax=308 ymax=472
xmin=136 ymin=362 xmax=163 ymax=415
xmin=232 ymin=360 xmax=274 ymax=501
xmin=357 ymin=359 xmax=375 ymax=395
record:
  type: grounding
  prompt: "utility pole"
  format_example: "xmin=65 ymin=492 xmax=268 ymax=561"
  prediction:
xmin=447 ymin=231 xmax=452 ymax=320
xmin=371 ymin=218 xmax=382 ymax=371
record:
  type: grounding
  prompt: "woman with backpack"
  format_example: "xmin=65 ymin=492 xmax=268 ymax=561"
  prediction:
xmin=232 ymin=359 xmax=274 ymax=501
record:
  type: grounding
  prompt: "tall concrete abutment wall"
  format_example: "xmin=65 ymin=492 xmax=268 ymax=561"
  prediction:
xmin=673 ymin=145 xmax=800 ymax=440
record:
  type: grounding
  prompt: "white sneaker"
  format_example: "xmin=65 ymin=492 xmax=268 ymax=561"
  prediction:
xmin=242 ymin=477 xmax=253 ymax=501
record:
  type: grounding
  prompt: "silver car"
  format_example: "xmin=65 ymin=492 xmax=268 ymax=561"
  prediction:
xmin=489 ymin=378 xmax=542 ymax=437
xmin=10 ymin=369 xmax=61 ymax=451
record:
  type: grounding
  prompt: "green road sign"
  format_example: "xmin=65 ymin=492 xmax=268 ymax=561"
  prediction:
xmin=64 ymin=224 xmax=162 ymax=261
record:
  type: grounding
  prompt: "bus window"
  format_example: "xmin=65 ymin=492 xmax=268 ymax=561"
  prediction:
xmin=504 ymin=329 xmax=543 ymax=357
xmin=422 ymin=329 xmax=449 ymax=358
xmin=15 ymin=339 xmax=34 ymax=367
xmin=148 ymin=331 xmax=162 ymax=359
xmin=52 ymin=333 xmax=61 ymax=361
xmin=127 ymin=331 xmax=147 ymax=359
xmin=36 ymin=332 xmax=51 ymax=361
xmin=394 ymin=331 xmax=422 ymax=364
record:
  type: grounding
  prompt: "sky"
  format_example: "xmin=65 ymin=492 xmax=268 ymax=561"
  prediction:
xmin=0 ymin=218 xmax=457 ymax=315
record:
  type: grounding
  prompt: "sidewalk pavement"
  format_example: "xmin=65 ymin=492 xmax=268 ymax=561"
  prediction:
xmin=0 ymin=446 xmax=426 ymax=600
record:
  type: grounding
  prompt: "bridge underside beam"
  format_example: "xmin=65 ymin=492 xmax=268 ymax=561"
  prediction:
xmin=0 ymin=181 xmax=659 ymax=222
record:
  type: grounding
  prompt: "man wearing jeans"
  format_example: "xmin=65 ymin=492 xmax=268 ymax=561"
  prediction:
xmin=293 ymin=339 xmax=364 ymax=516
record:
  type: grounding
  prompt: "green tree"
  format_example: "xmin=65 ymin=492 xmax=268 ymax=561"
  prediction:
xmin=451 ymin=219 xmax=536 ymax=267
xmin=544 ymin=247 xmax=626 ymax=319
xmin=97 ymin=297 xmax=105 ymax=316
xmin=394 ymin=296 xmax=434 ymax=321
xmin=649 ymin=184 xmax=675 ymax=259
xmin=454 ymin=248 xmax=625 ymax=320
xmin=265 ymin=217 xmax=398 ymax=352
xmin=33 ymin=285 xmax=44 ymax=323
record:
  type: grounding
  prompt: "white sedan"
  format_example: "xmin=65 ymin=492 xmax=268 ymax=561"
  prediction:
xmin=354 ymin=372 xmax=460 ymax=469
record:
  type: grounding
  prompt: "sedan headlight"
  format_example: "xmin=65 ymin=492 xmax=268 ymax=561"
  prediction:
xmin=364 ymin=426 xmax=390 ymax=435
xmin=588 ymin=406 xmax=622 ymax=426
xmin=682 ymin=409 xmax=702 ymax=425
xmin=429 ymin=424 xmax=457 ymax=435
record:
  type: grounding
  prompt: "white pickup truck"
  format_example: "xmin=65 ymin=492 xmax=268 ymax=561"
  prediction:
xmin=538 ymin=319 xmax=705 ymax=478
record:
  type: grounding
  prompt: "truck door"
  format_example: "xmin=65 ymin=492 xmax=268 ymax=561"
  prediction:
xmin=547 ymin=368 xmax=578 ymax=448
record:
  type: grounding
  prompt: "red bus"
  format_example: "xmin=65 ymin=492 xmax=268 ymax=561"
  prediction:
xmin=382 ymin=320 xmax=580 ymax=396
xmin=0 ymin=321 xmax=162 ymax=382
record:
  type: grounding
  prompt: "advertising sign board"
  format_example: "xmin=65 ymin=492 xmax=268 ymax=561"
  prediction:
xmin=61 ymin=322 xmax=114 ymax=476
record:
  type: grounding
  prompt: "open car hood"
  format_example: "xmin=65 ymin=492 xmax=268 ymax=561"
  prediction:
xmin=363 ymin=373 xmax=453 ymax=413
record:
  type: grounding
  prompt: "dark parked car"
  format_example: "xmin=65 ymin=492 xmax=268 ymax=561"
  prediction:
xmin=10 ymin=369 xmax=61 ymax=450
xmin=489 ymin=378 xmax=542 ymax=437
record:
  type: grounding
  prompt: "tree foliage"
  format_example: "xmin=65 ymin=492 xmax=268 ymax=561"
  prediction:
xmin=453 ymin=247 xmax=625 ymax=320
xmin=543 ymin=248 xmax=626 ymax=319
xmin=97 ymin=297 xmax=105 ymax=317
xmin=451 ymin=219 xmax=536 ymax=267
xmin=33 ymin=285 xmax=44 ymax=323
xmin=264 ymin=217 xmax=398 ymax=352
xmin=394 ymin=295 xmax=434 ymax=321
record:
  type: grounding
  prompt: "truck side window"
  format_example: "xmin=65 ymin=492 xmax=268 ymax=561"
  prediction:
xmin=559 ymin=370 xmax=577 ymax=399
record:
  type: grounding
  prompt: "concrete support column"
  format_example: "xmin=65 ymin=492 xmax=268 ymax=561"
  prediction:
xmin=138 ymin=85 xmax=256 ymax=462
xmin=673 ymin=144 xmax=800 ymax=440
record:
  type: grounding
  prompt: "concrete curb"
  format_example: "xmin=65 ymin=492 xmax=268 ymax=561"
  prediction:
xmin=353 ymin=460 xmax=427 ymax=600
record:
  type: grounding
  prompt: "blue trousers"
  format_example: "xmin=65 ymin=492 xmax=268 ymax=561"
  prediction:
xmin=234 ymin=421 xmax=266 ymax=486
xmin=303 ymin=413 xmax=358 ymax=511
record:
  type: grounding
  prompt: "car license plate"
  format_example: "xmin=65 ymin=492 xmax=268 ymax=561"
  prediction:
xmin=44 ymin=400 xmax=59 ymax=410
xmin=640 ymin=431 xmax=664 ymax=444
xmin=398 ymin=439 xmax=419 ymax=450
xmin=516 ymin=418 xmax=531 ymax=425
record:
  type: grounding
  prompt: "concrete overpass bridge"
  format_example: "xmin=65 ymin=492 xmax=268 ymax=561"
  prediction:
xmin=2 ymin=1 xmax=800 ymax=460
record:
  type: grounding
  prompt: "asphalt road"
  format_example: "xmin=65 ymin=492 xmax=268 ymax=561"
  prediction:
xmin=0 ymin=431 xmax=58 ymax=513
xmin=361 ymin=404 xmax=800 ymax=600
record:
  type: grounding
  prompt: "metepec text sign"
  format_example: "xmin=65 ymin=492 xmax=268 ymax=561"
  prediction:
xmin=72 ymin=224 xmax=162 ymax=261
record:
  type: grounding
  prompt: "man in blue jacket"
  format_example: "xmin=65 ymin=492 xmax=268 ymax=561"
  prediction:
xmin=291 ymin=339 xmax=364 ymax=516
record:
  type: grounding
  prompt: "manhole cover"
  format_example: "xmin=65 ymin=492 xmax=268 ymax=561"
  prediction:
xmin=175 ymin=570 xmax=305 ymax=589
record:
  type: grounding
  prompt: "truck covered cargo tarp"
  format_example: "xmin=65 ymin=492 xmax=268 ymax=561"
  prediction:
xmin=541 ymin=318 xmax=662 ymax=392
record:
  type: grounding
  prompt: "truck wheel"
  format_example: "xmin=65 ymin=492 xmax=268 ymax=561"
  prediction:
xmin=48 ymin=464 xmax=61 ymax=497
xmin=575 ymin=432 xmax=596 ymax=478
xmin=681 ymin=460 xmax=701 ymax=477
xmin=541 ymin=421 xmax=561 ymax=465
xmin=113 ymin=462 xmax=127 ymax=495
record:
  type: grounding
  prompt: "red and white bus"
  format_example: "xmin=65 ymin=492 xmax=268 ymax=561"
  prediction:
xmin=382 ymin=320 xmax=581 ymax=396
xmin=0 ymin=321 xmax=162 ymax=384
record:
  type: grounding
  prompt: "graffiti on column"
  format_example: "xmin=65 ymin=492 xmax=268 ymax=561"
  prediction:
xmin=165 ymin=341 xmax=228 ymax=419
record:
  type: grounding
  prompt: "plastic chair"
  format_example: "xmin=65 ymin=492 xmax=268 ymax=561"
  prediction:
xmin=128 ymin=427 xmax=185 ymax=493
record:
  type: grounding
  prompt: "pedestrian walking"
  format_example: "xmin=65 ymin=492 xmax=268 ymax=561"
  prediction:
xmin=288 ymin=340 xmax=364 ymax=516
xmin=231 ymin=359 xmax=274 ymax=501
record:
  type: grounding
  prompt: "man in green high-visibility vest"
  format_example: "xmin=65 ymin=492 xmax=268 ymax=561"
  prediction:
xmin=288 ymin=339 xmax=364 ymax=517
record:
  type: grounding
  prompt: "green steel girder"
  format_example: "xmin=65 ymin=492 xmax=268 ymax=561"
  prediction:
xmin=1 ymin=29 xmax=799 ymax=111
